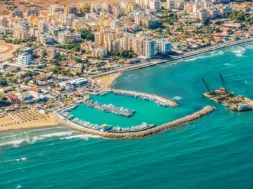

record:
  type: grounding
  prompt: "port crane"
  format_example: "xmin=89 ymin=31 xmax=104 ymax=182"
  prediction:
xmin=219 ymin=74 xmax=229 ymax=93
xmin=202 ymin=78 xmax=215 ymax=95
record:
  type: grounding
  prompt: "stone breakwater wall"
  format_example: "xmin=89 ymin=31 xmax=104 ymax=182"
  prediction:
xmin=104 ymin=89 xmax=179 ymax=107
xmin=58 ymin=106 xmax=215 ymax=139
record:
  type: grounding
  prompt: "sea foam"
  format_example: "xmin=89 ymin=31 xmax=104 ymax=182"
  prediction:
xmin=231 ymin=46 xmax=246 ymax=57
xmin=172 ymin=96 xmax=183 ymax=101
xmin=185 ymin=50 xmax=224 ymax=62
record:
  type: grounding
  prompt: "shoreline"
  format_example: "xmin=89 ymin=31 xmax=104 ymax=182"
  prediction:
xmin=93 ymin=72 xmax=122 ymax=88
xmin=0 ymin=111 xmax=60 ymax=131
xmin=90 ymin=37 xmax=253 ymax=87
xmin=1 ymin=38 xmax=251 ymax=135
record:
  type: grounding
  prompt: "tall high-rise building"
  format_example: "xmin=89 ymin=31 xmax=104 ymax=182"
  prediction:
xmin=50 ymin=5 xmax=65 ymax=15
xmin=143 ymin=39 xmax=156 ymax=58
xmin=66 ymin=4 xmax=77 ymax=15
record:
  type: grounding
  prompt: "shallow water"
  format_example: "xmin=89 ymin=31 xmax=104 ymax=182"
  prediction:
xmin=1 ymin=42 xmax=253 ymax=188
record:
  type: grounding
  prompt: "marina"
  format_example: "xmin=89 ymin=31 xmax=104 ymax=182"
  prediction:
xmin=83 ymin=98 xmax=135 ymax=117
xmin=57 ymin=105 xmax=155 ymax=133
xmin=57 ymin=106 xmax=215 ymax=138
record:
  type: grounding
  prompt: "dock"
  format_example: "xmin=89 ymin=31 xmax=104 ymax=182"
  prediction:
xmin=100 ymin=89 xmax=179 ymax=107
xmin=83 ymin=99 xmax=135 ymax=117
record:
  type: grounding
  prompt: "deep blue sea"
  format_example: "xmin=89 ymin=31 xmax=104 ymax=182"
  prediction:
xmin=1 ymin=43 xmax=253 ymax=188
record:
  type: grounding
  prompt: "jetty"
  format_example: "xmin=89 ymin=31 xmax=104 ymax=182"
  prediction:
xmin=83 ymin=99 xmax=135 ymax=117
xmin=202 ymin=74 xmax=253 ymax=112
xmin=56 ymin=106 xmax=215 ymax=139
xmin=100 ymin=89 xmax=178 ymax=107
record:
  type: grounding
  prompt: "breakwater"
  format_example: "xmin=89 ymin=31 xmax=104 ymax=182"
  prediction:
xmin=100 ymin=89 xmax=178 ymax=107
xmin=57 ymin=106 xmax=215 ymax=139
xmin=83 ymin=99 xmax=135 ymax=117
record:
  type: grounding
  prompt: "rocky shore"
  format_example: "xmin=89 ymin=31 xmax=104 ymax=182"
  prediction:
xmin=58 ymin=106 xmax=215 ymax=139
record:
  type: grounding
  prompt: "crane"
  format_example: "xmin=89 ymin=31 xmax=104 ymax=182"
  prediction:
xmin=219 ymin=74 xmax=229 ymax=93
xmin=202 ymin=78 xmax=215 ymax=95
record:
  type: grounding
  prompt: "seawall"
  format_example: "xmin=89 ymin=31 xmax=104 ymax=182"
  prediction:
xmin=58 ymin=106 xmax=215 ymax=139
xmin=106 ymin=88 xmax=179 ymax=107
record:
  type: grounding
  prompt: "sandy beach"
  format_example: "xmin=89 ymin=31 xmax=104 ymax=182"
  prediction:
xmin=0 ymin=111 xmax=60 ymax=131
xmin=94 ymin=72 xmax=122 ymax=88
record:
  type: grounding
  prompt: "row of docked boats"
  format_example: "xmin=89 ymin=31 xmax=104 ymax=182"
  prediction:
xmin=71 ymin=118 xmax=112 ymax=132
xmin=100 ymin=90 xmax=168 ymax=107
xmin=83 ymin=99 xmax=135 ymax=117
xmin=110 ymin=122 xmax=155 ymax=133
xmin=58 ymin=109 xmax=155 ymax=133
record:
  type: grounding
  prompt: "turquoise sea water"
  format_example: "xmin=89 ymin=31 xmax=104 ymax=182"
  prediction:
xmin=69 ymin=93 xmax=191 ymax=128
xmin=1 ymin=43 xmax=253 ymax=188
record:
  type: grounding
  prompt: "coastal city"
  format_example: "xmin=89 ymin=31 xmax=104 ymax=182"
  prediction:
xmin=0 ymin=0 xmax=253 ymax=137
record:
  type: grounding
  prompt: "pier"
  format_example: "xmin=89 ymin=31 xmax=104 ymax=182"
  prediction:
xmin=83 ymin=99 xmax=135 ymax=117
xmin=56 ymin=106 xmax=215 ymax=139
xmin=100 ymin=89 xmax=178 ymax=107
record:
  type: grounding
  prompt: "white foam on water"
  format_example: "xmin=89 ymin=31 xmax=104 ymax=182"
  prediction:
xmin=0 ymin=139 xmax=26 ymax=147
xmin=16 ymin=185 xmax=22 ymax=188
xmin=244 ymin=80 xmax=249 ymax=84
xmin=172 ymin=96 xmax=183 ymax=101
xmin=185 ymin=50 xmax=224 ymax=62
xmin=0 ymin=131 xmax=77 ymax=147
xmin=16 ymin=157 xmax=27 ymax=162
xmin=246 ymin=44 xmax=253 ymax=49
xmin=60 ymin=134 xmax=100 ymax=140
xmin=231 ymin=46 xmax=246 ymax=57
xmin=224 ymin=63 xmax=233 ymax=67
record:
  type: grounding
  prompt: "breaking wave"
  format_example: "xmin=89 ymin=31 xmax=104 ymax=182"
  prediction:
xmin=245 ymin=44 xmax=253 ymax=49
xmin=16 ymin=157 xmax=28 ymax=162
xmin=185 ymin=50 xmax=224 ymax=62
xmin=60 ymin=134 xmax=100 ymax=140
xmin=0 ymin=131 xmax=97 ymax=148
xmin=231 ymin=46 xmax=246 ymax=57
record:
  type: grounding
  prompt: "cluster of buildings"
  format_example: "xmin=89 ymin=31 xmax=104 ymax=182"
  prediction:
xmin=0 ymin=0 xmax=252 ymax=62
xmin=88 ymin=31 xmax=172 ymax=58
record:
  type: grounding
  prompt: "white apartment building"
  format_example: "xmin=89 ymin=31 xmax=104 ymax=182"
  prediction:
xmin=50 ymin=5 xmax=65 ymax=15
xmin=168 ymin=0 xmax=184 ymax=10
xmin=10 ymin=8 xmax=23 ymax=18
xmin=158 ymin=40 xmax=172 ymax=54
xmin=27 ymin=7 xmax=40 ymax=16
xmin=17 ymin=52 xmax=32 ymax=66
xmin=143 ymin=39 xmax=156 ymax=58
xmin=149 ymin=0 xmax=161 ymax=10
xmin=92 ymin=47 xmax=107 ymax=58
xmin=58 ymin=31 xmax=81 ymax=44
xmin=167 ymin=0 xmax=176 ymax=9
